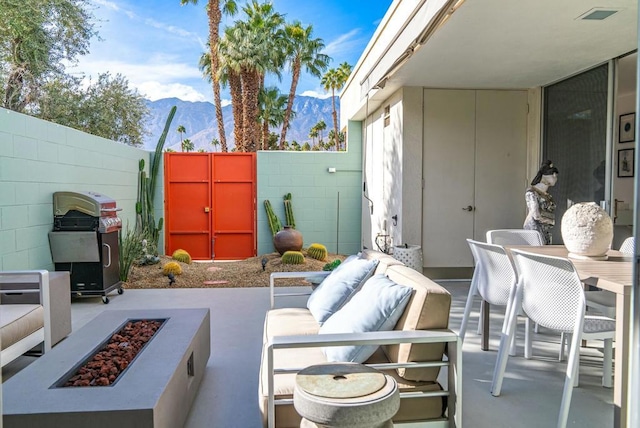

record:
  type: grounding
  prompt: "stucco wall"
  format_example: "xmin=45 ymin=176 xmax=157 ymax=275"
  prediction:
xmin=0 ymin=108 xmax=150 ymax=271
xmin=257 ymin=130 xmax=362 ymax=256
xmin=361 ymin=88 xmax=424 ymax=252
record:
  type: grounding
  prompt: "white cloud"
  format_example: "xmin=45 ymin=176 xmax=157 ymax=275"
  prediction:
xmin=71 ymin=59 xmax=202 ymax=84
xmin=221 ymin=99 xmax=232 ymax=107
xmin=323 ymin=29 xmax=363 ymax=58
xmin=138 ymin=81 xmax=207 ymax=102
xmin=300 ymin=90 xmax=332 ymax=99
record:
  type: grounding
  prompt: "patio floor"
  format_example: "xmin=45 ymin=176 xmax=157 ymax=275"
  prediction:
xmin=2 ymin=281 xmax=614 ymax=427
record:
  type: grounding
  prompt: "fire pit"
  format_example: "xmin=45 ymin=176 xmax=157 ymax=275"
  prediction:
xmin=2 ymin=309 xmax=210 ymax=428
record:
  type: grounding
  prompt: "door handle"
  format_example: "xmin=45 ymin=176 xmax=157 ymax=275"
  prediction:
xmin=204 ymin=207 xmax=210 ymax=213
xmin=103 ymin=243 xmax=112 ymax=268
xmin=462 ymin=205 xmax=474 ymax=212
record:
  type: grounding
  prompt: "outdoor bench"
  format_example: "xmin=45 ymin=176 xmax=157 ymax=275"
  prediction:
xmin=259 ymin=249 xmax=461 ymax=427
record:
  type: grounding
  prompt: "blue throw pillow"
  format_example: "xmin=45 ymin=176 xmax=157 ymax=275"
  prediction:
xmin=319 ymin=274 xmax=413 ymax=363
xmin=306 ymin=257 xmax=378 ymax=324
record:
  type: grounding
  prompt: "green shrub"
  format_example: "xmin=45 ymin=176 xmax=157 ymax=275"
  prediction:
xmin=307 ymin=243 xmax=328 ymax=261
xmin=162 ymin=261 xmax=183 ymax=276
xmin=282 ymin=251 xmax=305 ymax=265
xmin=172 ymin=249 xmax=192 ymax=264
xmin=322 ymin=259 xmax=342 ymax=271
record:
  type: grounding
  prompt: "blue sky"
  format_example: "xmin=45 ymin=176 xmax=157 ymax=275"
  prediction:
xmin=72 ymin=0 xmax=391 ymax=103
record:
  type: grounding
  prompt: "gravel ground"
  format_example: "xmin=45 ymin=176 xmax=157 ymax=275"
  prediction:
xmin=123 ymin=251 xmax=347 ymax=289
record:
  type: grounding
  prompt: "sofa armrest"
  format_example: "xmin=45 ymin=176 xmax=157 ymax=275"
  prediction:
xmin=265 ymin=329 xmax=461 ymax=428
xmin=269 ymin=271 xmax=330 ymax=308
xmin=0 ymin=270 xmax=71 ymax=351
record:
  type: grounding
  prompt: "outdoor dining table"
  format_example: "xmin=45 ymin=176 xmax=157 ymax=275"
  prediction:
xmin=489 ymin=245 xmax=632 ymax=428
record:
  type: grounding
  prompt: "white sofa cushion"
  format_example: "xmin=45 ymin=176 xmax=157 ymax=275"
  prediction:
xmin=306 ymin=257 xmax=378 ymax=324
xmin=0 ymin=304 xmax=44 ymax=349
xmin=319 ymin=274 xmax=412 ymax=363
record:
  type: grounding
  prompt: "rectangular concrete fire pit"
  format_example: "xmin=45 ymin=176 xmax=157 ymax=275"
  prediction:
xmin=3 ymin=308 xmax=210 ymax=428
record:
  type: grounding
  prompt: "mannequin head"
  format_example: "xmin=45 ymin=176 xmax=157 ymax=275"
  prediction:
xmin=541 ymin=172 xmax=558 ymax=187
xmin=531 ymin=160 xmax=559 ymax=186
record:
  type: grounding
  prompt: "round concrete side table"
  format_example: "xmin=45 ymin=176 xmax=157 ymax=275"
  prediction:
xmin=293 ymin=363 xmax=400 ymax=428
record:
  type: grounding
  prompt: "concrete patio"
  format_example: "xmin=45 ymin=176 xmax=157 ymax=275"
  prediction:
xmin=3 ymin=281 xmax=613 ymax=427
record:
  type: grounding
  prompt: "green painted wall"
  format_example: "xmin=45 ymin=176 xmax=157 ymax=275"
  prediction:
xmin=257 ymin=122 xmax=363 ymax=256
xmin=0 ymin=108 xmax=151 ymax=271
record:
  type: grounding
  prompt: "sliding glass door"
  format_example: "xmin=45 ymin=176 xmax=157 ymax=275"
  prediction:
xmin=543 ymin=64 xmax=609 ymax=244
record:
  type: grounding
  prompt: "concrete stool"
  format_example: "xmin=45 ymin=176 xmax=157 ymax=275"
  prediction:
xmin=293 ymin=363 xmax=399 ymax=428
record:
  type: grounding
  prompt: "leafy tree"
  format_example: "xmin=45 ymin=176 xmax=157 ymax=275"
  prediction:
xmin=278 ymin=21 xmax=329 ymax=148
xmin=0 ymin=0 xmax=97 ymax=112
xmin=35 ymin=72 xmax=148 ymax=146
xmin=302 ymin=142 xmax=311 ymax=151
xmin=181 ymin=0 xmax=237 ymax=152
xmin=177 ymin=125 xmax=186 ymax=145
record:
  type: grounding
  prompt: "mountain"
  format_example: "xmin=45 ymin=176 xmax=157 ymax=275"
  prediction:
xmin=143 ymin=96 xmax=337 ymax=151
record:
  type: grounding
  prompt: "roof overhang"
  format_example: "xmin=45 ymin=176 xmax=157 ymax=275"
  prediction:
xmin=341 ymin=0 xmax=638 ymax=122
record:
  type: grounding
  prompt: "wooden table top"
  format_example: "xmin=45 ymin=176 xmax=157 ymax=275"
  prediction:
xmin=506 ymin=245 xmax=632 ymax=294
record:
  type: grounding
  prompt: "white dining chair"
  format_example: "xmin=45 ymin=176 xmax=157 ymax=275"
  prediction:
xmin=474 ymin=229 xmax=543 ymax=348
xmin=491 ymin=249 xmax=615 ymax=428
xmin=461 ymin=239 xmax=528 ymax=356
xmin=486 ymin=229 xmax=545 ymax=246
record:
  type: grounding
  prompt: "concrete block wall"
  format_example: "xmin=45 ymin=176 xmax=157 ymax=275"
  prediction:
xmin=257 ymin=122 xmax=363 ymax=256
xmin=0 ymin=108 xmax=150 ymax=271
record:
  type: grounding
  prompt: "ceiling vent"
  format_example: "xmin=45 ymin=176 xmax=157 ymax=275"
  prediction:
xmin=577 ymin=8 xmax=620 ymax=21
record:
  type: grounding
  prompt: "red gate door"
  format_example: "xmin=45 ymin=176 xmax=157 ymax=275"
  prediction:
xmin=164 ymin=153 xmax=212 ymax=259
xmin=211 ymin=153 xmax=256 ymax=260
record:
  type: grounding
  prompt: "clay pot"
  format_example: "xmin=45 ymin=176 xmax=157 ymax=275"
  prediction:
xmin=273 ymin=226 xmax=303 ymax=255
xmin=561 ymin=202 xmax=613 ymax=260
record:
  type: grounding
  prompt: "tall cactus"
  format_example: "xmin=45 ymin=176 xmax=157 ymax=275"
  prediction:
xmin=283 ymin=193 xmax=295 ymax=228
xmin=264 ymin=200 xmax=282 ymax=237
xmin=136 ymin=105 xmax=176 ymax=244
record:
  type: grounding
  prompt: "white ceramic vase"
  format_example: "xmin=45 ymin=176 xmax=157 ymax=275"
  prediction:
xmin=561 ymin=202 xmax=613 ymax=260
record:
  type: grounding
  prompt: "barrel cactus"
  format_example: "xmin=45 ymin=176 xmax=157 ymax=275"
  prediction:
xmin=281 ymin=251 xmax=305 ymax=265
xmin=307 ymin=243 xmax=328 ymax=261
xmin=172 ymin=249 xmax=192 ymax=264
xmin=162 ymin=261 xmax=183 ymax=276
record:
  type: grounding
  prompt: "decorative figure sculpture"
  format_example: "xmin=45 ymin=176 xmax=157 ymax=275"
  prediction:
xmin=523 ymin=160 xmax=559 ymax=244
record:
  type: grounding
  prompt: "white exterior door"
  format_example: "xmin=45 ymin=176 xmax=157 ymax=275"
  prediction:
xmin=423 ymin=89 xmax=476 ymax=267
xmin=422 ymin=89 xmax=528 ymax=268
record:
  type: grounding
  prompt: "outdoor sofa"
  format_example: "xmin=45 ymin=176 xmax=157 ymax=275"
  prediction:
xmin=0 ymin=270 xmax=71 ymax=367
xmin=260 ymin=249 xmax=461 ymax=427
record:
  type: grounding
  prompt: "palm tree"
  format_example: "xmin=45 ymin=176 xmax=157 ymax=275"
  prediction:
xmin=176 ymin=125 xmax=186 ymax=146
xmin=182 ymin=138 xmax=194 ymax=152
xmin=258 ymin=86 xmax=288 ymax=150
xmin=180 ymin=0 xmax=238 ymax=153
xmin=232 ymin=2 xmax=285 ymax=152
xmin=202 ymin=40 xmax=243 ymax=150
xmin=315 ymin=120 xmax=326 ymax=144
xmin=279 ymin=21 xmax=330 ymax=149
xmin=321 ymin=62 xmax=352 ymax=151
xmin=211 ymin=138 xmax=220 ymax=152
xmin=308 ymin=127 xmax=318 ymax=146
xmin=327 ymin=129 xmax=338 ymax=151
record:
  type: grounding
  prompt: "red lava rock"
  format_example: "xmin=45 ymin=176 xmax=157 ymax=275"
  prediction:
xmin=62 ymin=319 xmax=163 ymax=387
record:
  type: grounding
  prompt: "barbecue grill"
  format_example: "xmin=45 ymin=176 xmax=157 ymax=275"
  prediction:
xmin=48 ymin=191 xmax=124 ymax=303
